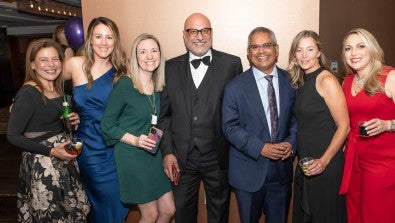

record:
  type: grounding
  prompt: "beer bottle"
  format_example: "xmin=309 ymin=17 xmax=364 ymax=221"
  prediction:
xmin=62 ymin=96 xmax=73 ymax=134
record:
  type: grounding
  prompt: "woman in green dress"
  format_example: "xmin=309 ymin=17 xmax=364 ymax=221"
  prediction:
xmin=101 ymin=33 xmax=175 ymax=222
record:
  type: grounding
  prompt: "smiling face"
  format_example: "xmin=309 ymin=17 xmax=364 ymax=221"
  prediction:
xmin=183 ymin=13 xmax=212 ymax=57
xmin=295 ymin=37 xmax=321 ymax=74
xmin=137 ymin=38 xmax=161 ymax=74
xmin=30 ymin=47 xmax=62 ymax=83
xmin=247 ymin=31 xmax=278 ymax=74
xmin=343 ymin=33 xmax=372 ymax=74
xmin=90 ymin=23 xmax=115 ymax=60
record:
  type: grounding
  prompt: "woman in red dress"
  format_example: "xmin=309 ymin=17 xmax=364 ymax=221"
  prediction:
xmin=339 ymin=28 xmax=395 ymax=223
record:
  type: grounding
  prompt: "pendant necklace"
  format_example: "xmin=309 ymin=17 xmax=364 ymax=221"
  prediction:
xmin=354 ymin=75 xmax=365 ymax=85
xmin=146 ymin=92 xmax=157 ymax=126
xmin=354 ymin=75 xmax=364 ymax=94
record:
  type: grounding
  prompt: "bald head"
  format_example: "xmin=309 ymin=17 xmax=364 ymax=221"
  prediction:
xmin=183 ymin=13 xmax=213 ymax=56
xmin=184 ymin=13 xmax=211 ymax=30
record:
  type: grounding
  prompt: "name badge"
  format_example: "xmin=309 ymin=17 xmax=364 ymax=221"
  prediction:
xmin=151 ymin=114 xmax=158 ymax=125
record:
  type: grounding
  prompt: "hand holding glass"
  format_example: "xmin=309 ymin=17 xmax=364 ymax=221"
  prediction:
xmin=298 ymin=157 xmax=314 ymax=175
xmin=65 ymin=138 xmax=83 ymax=155
xmin=358 ymin=121 xmax=369 ymax=136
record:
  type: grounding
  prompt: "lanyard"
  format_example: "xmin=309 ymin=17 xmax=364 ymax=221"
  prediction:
xmin=146 ymin=93 xmax=157 ymax=125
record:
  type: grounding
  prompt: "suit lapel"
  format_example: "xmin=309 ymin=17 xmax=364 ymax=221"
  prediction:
xmin=277 ymin=68 xmax=290 ymax=132
xmin=177 ymin=54 xmax=192 ymax=119
xmin=243 ymin=69 xmax=271 ymax=134
xmin=210 ymin=50 xmax=222 ymax=111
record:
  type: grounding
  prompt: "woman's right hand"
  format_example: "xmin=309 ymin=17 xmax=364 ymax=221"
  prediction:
xmin=50 ymin=141 xmax=78 ymax=161
xmin=135 ymin=134 xmax=156 ymax=150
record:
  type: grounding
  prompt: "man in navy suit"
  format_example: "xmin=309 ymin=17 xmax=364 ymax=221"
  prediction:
xmin=222 ymin=27 xmax=297 ymax=223
xmin=159 ymin=13 xmax=243 ymax=223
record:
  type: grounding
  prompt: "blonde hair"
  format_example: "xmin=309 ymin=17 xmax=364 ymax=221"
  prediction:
xmin=341 ymin=28 xmax=384 ymax=95
xmin=83 ymin=17 xmax=128 ymax=89
xmin=287 ymin=30 xmax=338 ymax=88
xmin=120 ymin=33 xmax=165 ymax=93
xmin=25 ymin=38 xmax=64 ymax=96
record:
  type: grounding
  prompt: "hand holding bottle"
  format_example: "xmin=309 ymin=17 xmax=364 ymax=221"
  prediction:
xmin=68 ymin=112 xmax=80 ymax=130
xmin=61 ymin=97 xmax=80 ymax=131
xmin=62 ymin=99 xmax=73 ymax=134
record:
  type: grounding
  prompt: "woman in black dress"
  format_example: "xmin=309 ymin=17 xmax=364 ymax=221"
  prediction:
xmin=288 ymin=30 xmax=349 ymax=223
xmin=7 ymin=38 xmax=89 ymax=222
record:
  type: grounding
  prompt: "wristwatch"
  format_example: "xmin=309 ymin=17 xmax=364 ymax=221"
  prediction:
xmin=391 ymin=120 xmax=395 ymax=132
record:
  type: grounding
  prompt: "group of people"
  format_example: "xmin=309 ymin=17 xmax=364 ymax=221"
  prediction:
xmin=286 ymin=28 xmax=395 ymax=223
xmin=6 ymin=11 xmax=395 ymax=223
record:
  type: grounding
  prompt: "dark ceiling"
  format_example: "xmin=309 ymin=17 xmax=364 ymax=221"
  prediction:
xmin=0 ymin=0 xmax=81 ymax=28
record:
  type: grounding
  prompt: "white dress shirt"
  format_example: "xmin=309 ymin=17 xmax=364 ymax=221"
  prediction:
xmin=189 ymin=50 xmax=212 ymax=88
xmin=253 ymin=66 xmax=280 ymax=133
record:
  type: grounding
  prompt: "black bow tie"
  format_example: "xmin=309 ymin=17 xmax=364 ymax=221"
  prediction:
xmin=191 ymin=56 xmax=211 ymax=69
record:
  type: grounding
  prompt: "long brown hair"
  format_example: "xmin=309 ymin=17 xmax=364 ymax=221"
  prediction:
xmin=25 ymin=38 xmax=64 ymax=95
xmin=52 ymin=24 xmax=66 ymax=45
xmin=83 ymin=17 xmax=128 ymax=89
xmin=287 ymin=30 xmax=340 ymax=88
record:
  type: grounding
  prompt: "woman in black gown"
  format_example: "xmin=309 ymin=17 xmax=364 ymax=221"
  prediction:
xmin=287 ymin=30 xmax=349 ymax=223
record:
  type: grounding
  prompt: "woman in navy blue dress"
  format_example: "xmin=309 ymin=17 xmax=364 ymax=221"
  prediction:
xmin=63 ymin=17 xmax=129 ymax=223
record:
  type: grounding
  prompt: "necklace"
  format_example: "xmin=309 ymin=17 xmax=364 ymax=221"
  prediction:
xmin=353 ymin=84 xmax=363 ymax=94
xmin=354 ymin=75 xmax=365 ymax=85
xmin=353 ymin=75 xmax=365 ymax=94
xmin=146 ymin=93 xmax=156 ymax=115
xmin=146 ymin=93 xmax=157 ymax=125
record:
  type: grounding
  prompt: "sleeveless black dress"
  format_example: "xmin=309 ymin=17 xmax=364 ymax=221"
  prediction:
xmin=292 ymin=67 xmax=346 ymax=223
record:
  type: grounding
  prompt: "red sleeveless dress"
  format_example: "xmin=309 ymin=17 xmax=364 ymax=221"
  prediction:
xmin=340 ymin=66 xmax=395 ymax=223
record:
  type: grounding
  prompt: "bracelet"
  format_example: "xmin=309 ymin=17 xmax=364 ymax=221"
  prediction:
xmin=391 ymin=120 xmax=395 ymax=133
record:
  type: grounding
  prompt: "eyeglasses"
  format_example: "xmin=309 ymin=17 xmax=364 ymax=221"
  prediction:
xmin=185 ymin=28 xmax=212 ymax=37
xmin=249 ymin=42 xmax=276 ymax=51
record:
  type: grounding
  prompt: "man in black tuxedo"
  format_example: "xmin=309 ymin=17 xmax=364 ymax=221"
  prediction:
xmin=158 ymin=12 xmax=243 ymax=223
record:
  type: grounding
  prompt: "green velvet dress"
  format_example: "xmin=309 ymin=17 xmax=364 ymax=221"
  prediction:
xmin=101 ymin=76 xmax=171 ymax=204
